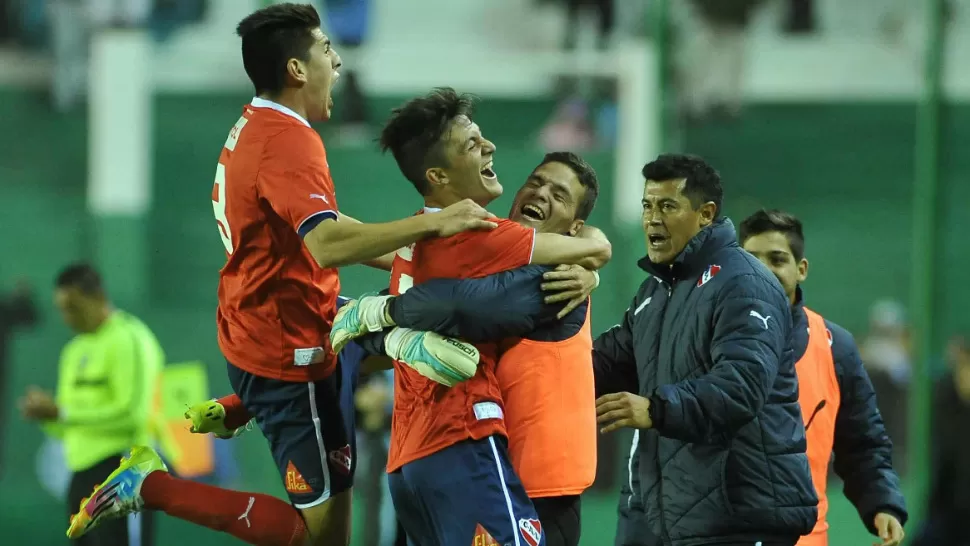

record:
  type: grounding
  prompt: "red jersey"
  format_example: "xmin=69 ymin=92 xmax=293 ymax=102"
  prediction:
xmin=386 ymin=213 xmax=537 ymax=472
xmin=211 ymin=98 xmax=340 ymax=382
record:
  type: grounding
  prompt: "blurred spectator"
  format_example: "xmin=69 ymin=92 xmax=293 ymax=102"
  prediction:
xmin=539 ymin=0 xmax=616 ymax=151
xmin=355 ymin=370 xmax=406 ymax=546
xmin=911 ymin=336 xmax=970 ymax=546
xmin=782 ymin=0 xmax=816 ymax=34
xmin=540 ymin=98 xmax=596 ymax=152
xmin=0 ymin=279 xmax=38 ymax=477
xmin=320 ymin=0 xmax=372 ymax=143
xmin=860 ymin=299 xmax=911 ymax=473
xmin=49 ymin=0 xmax=153 ymax=112
xmin=18 ymin=263 xmax=163 ymax=546
xmin=681 ymin=0 xmax=768 ymax=122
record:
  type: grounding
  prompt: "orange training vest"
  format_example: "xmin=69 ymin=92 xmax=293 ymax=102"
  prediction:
xmin=795 ymin=307 xmax=841 ymax=546
xmin=496 ymin=302 xmax=597 ymax=498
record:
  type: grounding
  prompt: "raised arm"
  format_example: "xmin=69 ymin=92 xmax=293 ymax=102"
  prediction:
xmin=257 ymin=128 xmax=497 ymax=269
xmin=303 ymin=200 xmax=496 ymax=269
xmin=531 ymin=225 xmax=612 ymax=271
xmin=652 ymin=275 xmax=790 ymax=444
xmin=335 ymin=213 xmax=397 ymax=271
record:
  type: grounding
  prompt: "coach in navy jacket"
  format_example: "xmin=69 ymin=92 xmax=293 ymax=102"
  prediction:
xmin=591 ymin=155 xmax=817 ymax=546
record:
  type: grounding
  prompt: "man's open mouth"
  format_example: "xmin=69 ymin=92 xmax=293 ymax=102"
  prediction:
xmin=480 ymin=161 xmax=496 ymax=180
xmin=521 ymin=203 xmax=545 ymax=221
xmin=648 ymin=233 xmax=669 ymax=247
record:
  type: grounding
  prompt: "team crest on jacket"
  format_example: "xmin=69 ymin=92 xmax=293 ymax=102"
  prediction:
xmin=518 ymin=518 xmax=542 ymax=546
xmin=697 ymin=264 xmax=721 ymax=287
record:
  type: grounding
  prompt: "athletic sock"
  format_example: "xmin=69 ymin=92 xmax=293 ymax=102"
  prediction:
xmin=141 ymin=471 xmax=306 ymax=546
xmin=216 ymin=393 xmax=254 ymax=430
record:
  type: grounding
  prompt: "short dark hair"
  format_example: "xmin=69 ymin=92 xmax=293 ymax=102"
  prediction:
xmin=537 ymin=151 xmax=600 ymax=220
xmin=236 ymin=3 xmax=321 ymax=96
xmin=379 ymin=88 xmax=477 ymax=195
xmin=641 ymin=153 xmax=723 ymax=218
xmin=738 ymin=209 xmax=806 ymax=261
xmin=55 ymin=263 xmax=104 ymax=297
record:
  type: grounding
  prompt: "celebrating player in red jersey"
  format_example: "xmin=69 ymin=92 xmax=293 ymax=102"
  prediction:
xmin=377 ymin=88 xmax=611 ymax=546
xmin=67 ymin=5 xmax=494 ymax=546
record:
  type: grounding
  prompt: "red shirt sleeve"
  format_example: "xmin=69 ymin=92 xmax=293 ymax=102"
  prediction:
xmin=446 ymin=219 xmax=536 ymax=277
xmin=257 ymin=127 xmax=339 ymax=236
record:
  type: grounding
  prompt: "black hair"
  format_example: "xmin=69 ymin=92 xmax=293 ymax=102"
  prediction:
xmin=641 ymin=153 xmax=723 ymax=218
xmin=55 ymin=263 xmax=104 ymax=297
xmin=379 ymin=87 xmax=477 ymax=195
xmin=236 ymin=3 xmax=321 ymax=96
xmin=738 ymin=209 xmax=806 ymax=261
xmin=537 ymin=151 xmax=600 ymax=221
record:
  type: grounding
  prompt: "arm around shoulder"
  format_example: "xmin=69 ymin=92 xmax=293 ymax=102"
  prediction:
xmin=304 ymin=200 xmax=497 ymax=269
xmin=531 ymin=226 xmax=612 ymax=270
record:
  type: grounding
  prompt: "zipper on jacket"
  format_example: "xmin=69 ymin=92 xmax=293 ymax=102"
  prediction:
xmin=804 ymin=400 xmax=827 ymax=431
xmin=653 ymin=278 xmax=672 ymax=545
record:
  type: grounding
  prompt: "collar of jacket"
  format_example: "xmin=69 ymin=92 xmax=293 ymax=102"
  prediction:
xmin=792 ymin=285 xmax=807 ymax=322
xmin=636 ymin=217 xmax=738 ymax=284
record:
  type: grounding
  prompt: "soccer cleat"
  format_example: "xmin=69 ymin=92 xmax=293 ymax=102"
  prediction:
xmin=330 ymin=294 xmax=396 ymax=353
xmin=67 ymin=445 xmax=167 ymax=539
xmin=384 ymin=327 xmax=480 ymax=387
xmin=184 ymin=399 xmax=248 ymax=439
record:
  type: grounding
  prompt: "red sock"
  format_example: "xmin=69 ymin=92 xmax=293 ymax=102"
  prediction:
xmin=142 ymin=472 xmax=306 ymax=546
xmin=217 ymin=393 xmax=254 ymax=430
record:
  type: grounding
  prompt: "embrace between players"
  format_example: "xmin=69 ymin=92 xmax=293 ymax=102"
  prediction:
xmin=67 ymin=4 xmax=906 ymax=546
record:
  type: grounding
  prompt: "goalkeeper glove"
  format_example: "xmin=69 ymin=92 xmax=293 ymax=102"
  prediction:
xmin=384 ymin=327 xmax=479 ymax=387
xmin=331 ymin=294 xmax=395 ymax=354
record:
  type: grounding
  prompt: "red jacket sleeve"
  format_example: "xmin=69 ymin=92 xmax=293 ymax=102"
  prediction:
xmin=257 ymin=127 xmax=339 ymax=236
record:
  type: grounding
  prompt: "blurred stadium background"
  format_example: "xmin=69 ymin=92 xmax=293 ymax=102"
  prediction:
xmin=0 ymin=0 xmax=967 ymax=544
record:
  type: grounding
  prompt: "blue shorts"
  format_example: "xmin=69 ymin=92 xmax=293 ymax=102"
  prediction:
xmin=227 ymin=337 xmax=365 ymax=508
xmin=388 ymin=435 xmax=546 ymax=546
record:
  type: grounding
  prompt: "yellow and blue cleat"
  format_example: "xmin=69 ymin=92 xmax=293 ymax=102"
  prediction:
xmin=67 ymin=445 xmax=167 ymax=539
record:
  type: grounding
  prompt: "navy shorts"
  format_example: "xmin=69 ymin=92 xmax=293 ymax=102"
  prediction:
xmin=227 ymin=338 xmax=365 ymax=508
xmin=388 ymin=435 xmax=546 ymax=546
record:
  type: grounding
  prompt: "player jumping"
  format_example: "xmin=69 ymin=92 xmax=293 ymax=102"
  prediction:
xmin=66 ymin=5 xmax=491 ymax=546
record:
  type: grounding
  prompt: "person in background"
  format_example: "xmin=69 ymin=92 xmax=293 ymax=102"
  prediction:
xmin=681 ymin=0 xmax=767 ymax=122
xmin=860 ymin=299 xmax=911 ymax=473
xmin=912 ymin=335 xmax=970 ymax=546
xmin=354 ymin=369 xmax=404 ymax=546
xmin=539 ymin=0 xmax=616 ymax=151
xmin=782 ymin=0 xmax=816 ymax=34
xmin=739 ymin=210 xmax=906 ymax=546
xmin=0 ymin=279 xmax=38 ymax=476
xmin=18 ymin=263 xmax=163 ymax=546
xmin=49 ymin=0 xmax=152 ymax=112
xmin=318 ymin=0 xmax=372 ymax=141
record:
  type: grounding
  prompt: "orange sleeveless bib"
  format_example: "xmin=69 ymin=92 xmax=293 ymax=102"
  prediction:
xmin=496 ymin=303 xmax=597 ymax=497
xmin=795 ymin=307 xmax=841 ymax=546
